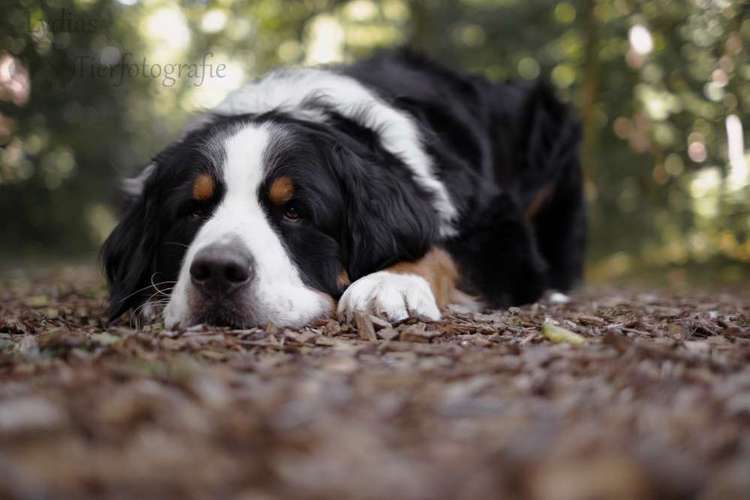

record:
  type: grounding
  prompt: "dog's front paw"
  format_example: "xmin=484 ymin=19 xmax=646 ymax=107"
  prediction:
xmin=337 ymin=271 xmax=441 ymax=323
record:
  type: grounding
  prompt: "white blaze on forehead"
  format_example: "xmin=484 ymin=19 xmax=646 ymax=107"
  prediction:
xmin=214 ymin=68 xmax=458 ymax=237
xmin=209 ymin=126 xmax=299 ymax=287
xmin=164 ymin=123 xmax=331 ymax=328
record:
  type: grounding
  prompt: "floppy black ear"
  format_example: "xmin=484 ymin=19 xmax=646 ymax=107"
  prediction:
xmin=331 ymin=144 xmax=440 ymax=280
xmin=100 ymin=165 xmax=158 ymax=320
xmin=515 ymin=80 xmax=581 ymax=201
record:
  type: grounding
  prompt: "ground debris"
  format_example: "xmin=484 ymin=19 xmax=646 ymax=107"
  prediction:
xmin=354 ymin=312 xmax=377 ymax=341
xmin=542 ymin=321 xmax=587 ymax=345
xmin=1 ymin=267 xmax=749 ymax=500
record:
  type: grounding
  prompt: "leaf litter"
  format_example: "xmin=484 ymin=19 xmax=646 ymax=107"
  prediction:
xmin=0 ymin=266 xmax=749 ymax=499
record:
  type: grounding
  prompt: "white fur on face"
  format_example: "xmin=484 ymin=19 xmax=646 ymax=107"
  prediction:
xmin=164 ymin=123 xmax=332 ymax=329
xmin=214 ymin=68 xmax=458 ymax=237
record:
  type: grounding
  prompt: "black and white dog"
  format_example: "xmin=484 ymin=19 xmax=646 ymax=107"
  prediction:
xmin=102 ymin=51 xmax=585 ymax=329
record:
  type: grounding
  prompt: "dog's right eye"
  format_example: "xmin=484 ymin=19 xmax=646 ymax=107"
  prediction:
xmin=179 ymin=200 xmax=211 ymax=221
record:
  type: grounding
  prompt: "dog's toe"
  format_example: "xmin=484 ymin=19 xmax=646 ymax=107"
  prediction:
xmin=337 ymin=271 xmax=441 ymax=323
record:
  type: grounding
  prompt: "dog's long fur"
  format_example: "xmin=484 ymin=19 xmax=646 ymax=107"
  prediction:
xmin=102 ymin=51 xmax=585 ymax=328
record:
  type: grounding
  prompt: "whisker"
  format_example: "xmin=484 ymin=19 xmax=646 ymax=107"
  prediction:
xmin=120 ymin=273 xmax=177 ymax=302
xmin=139 ymin=287 xmax=174 ymax=313
xmin=116 ymin=274 xmax=177 ymax=303
xmin=130 ymin=298 xmax=170 ymax=329
xmin=144 ymin=289 xmax=173 ymax=305
xmin=150 ymin=274 xmax=174 ymax=298
xmin=163 ymin=241 xmax=190 ymax=249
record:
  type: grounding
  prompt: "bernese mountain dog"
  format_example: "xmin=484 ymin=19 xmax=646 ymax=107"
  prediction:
xmin=102 ymin=51 xmax=585 ymax=329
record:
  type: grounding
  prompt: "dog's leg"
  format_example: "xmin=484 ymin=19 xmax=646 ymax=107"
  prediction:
xmin=337 ymin=248 xmax=460 ymax=323
xmin=529 ymin=174 xmax=586 ymax=291
xmin=447 ymin=192 xmax=549 ymax=308
xmin=512 ymin=80 xmax=585 ymax=292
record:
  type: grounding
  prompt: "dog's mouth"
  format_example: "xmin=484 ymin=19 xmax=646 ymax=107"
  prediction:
xmin=188 ymin=295 xmax=256 ymax=329
xmin=181 ymin=289 xmax=334 ymax=329
xmin=193 ymin=309 xmax=247 ymax=328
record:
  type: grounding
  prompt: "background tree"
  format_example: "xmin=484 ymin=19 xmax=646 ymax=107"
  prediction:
xmin=1 ymin=0 xmax=748 ymax=284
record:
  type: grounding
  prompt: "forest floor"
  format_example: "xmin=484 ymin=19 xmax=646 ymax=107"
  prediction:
xmin=1 ymin=266 xmax=749 ymax=500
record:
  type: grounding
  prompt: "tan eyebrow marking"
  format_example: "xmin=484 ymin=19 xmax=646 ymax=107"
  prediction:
xmin=269 ymin=176 xmax=294 ymax=206
xmin=192 ymin=174 xmax=215 ymax=201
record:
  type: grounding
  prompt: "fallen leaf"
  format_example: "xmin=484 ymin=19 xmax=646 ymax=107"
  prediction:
xmin=542 ymin=321 xmax=586 ymax=345
xmin=355 ymin=313 xmax=377 ymax=342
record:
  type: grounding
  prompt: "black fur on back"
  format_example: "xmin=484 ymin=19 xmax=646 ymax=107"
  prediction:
xmin=344 ymin=50 xmax=586 ymax=306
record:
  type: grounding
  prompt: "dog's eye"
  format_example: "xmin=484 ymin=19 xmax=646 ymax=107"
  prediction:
xmin=182 ymin=202 xmax=210 ymax=221
xmin=283 ymin=203 xmax=302 ymax=222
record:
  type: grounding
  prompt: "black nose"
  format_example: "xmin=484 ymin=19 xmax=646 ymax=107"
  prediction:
xmin=190 ymin=241 xmax=254 ymax=294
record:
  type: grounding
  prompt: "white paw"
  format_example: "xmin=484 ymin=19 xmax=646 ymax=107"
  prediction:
xmin=337 ymin=271 xmax=441 ymax=323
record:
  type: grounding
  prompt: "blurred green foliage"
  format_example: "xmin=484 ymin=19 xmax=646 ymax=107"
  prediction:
xmin=1 ymin=0 xmax=748 ymax=284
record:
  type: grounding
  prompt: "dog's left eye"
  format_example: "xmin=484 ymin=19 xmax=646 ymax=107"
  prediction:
xmin=283 ymin=203 xmax=302 ymax=222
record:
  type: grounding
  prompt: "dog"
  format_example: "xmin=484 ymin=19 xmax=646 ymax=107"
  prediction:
xmin=102 ymin=50 xmax=585 ymax=329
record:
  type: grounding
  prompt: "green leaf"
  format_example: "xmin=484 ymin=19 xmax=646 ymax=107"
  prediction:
xmin=542 ymin=321 xmax=586 ymax=346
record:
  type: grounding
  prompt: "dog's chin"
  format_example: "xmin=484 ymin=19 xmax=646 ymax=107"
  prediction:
xmin=168 ymin=297 xmax=333 ymax=330
xmin=192 ymin=308 xmax=251 ymax=329
xmin=187 ymin=296 xmax=257 ymax=329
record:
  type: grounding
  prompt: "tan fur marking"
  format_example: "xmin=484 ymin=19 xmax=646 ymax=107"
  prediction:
xmin=388 ymin=248 xmax=460 ymax=308
xmin=337 ymin=270 xmax=351 ymax=289
xmin=525 ymin=183 xmax=555 ymax=219
xmin=192 ymin=174 xmax=215 ymax=201
xmin=269 ymin=176 xmax=294 ymax=205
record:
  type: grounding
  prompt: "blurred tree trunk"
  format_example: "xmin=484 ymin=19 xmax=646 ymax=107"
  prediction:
xmin=408 ymin=0 xmax=434 ymax=52
xmin=407 ymin=0 xmax=459 ymax=63
xmin=580 ymin=0 xmax=599 ymax=188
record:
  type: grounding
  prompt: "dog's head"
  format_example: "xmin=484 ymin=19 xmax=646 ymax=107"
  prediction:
xmin=102 ymin=112 xmax=439 ymax=328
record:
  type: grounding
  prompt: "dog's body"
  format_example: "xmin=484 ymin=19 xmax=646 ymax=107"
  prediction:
xmin=102 ymin=51 xmax=585 ymax=328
